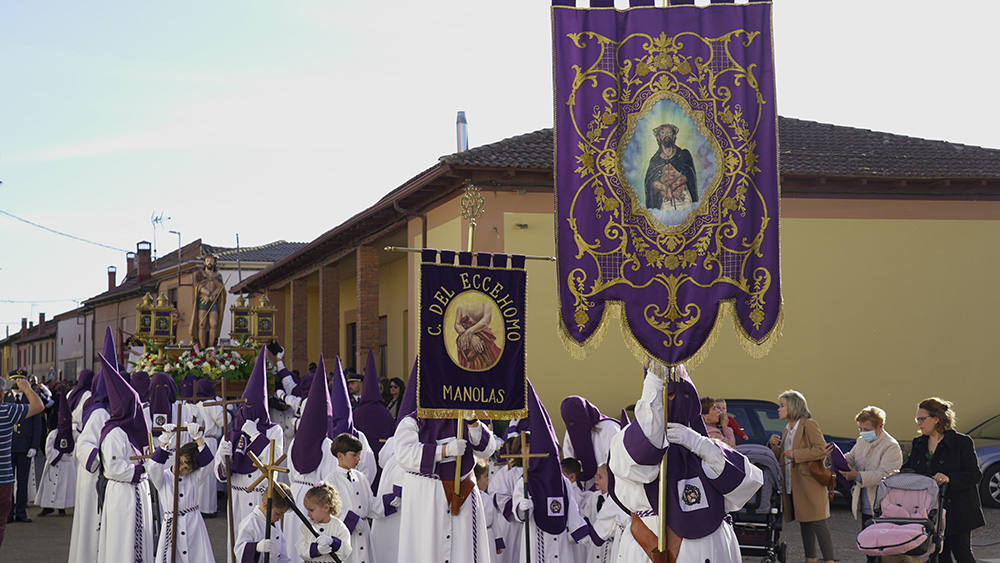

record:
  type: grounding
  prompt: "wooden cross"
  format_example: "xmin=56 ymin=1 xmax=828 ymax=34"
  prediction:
xmin=202 ymin=379 xmax=246 ymax=563
xmin=498 ymin=430 xmax=549 ymax=563
xmin=149 ymin=402 xmax=193 ymax=563
xmin=247 ymin=440 xmax=288 ymax=563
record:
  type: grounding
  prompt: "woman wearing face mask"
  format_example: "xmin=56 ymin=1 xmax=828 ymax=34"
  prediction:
xmin=831 ymin=406 xmax=901 ymax=563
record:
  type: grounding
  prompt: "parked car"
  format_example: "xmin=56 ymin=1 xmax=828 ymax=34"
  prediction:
xmin=969 ymin=413 xmax=1000 ymax=508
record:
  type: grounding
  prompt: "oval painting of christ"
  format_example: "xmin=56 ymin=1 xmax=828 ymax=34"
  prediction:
xmin=620 ymin=94 xmax=720 ymax=229
xmin=443 ymin=290 xmax=506 ymax=372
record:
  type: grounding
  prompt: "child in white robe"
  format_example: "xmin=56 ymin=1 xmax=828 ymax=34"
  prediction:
xmin=296 ymin=483 xmax=353 ymax=562
xmin=512 ymin=468 xmax=593 ymax=563
xmin=582 ymin=465 xmax=628 ymax=563
xmin=235 ymin=482 xmax=294 ymax=563
xmin=147 ymin=425 xmax=216 ymax=563
xmin=36 ymin=392 xmax=76 ymax=515
xmin=370 ymin=436 xmax=405 ymax=563
xmin=194 ymin=379 xmax=223 ymax=516
xmin=322 ymin=433 xmax=390 ymax=563
xmin=476 ymin=460 xmax=504 ymax=563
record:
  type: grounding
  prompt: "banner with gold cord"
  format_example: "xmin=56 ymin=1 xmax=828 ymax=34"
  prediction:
xmin=553 ymin=0 xmax=781 ymax=366
xmin=417 ymin=249 xmax=528 ymax=420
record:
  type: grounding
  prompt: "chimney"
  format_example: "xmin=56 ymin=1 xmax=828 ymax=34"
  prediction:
xmin=20 ymin=317 xmax=27 ymax=335
xmin=456 ymin=111 xmax=468 ymax=152
xmin=136 ymin=241 xmax=152 ymax=281
xmin=126 ymin=251 xmax=136 ymax=279
xmin=107 ymin=265 xmax=117 ymax=291
xmin=38 ymin=312 xmax=45 ymax=328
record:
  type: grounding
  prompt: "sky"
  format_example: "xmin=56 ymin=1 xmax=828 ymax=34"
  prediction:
xmin=2 ymin=0 xmax=998 ymax=332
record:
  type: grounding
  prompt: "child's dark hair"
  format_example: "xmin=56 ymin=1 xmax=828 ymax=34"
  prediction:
xmin=561 ymin=457 xmax=582 ymax=480
xmin=473 ymin=460 xmax=490 ymax=481
xmin=178 ymin=442 xmax=200 ymax=468
xmin=331 ymin=432 xmax=363 ymax=455
xmin=305 ymin=482 xmax=342 ymax=516
xmin=268 ymin=482 xmax=294 ymax=510
xmin=700 ymin=396 xmax=715 ymax=415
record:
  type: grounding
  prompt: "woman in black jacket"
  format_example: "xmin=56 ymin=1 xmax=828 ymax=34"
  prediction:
xmin=901 ymin=397 xmax=984 ymax=563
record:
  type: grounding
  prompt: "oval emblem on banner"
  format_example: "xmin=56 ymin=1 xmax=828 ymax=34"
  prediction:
xmin=442 ymin=290 xmax=505 ymax=372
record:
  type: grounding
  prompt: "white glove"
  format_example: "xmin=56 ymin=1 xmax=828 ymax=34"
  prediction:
xmin=216 ymin=440 xmax=233 ymax=458
xmin=26 ymin=448 xmax=36 ymax=458
xmin=667 ymin=423 xmax=724 ymax=467
xmin=390 ymin=495 xmax=401 ymax=508
xmin=188 ymin=425 xmax=204 ymax=441
xmin=158 ymin=431 xmax=175 ymax=449
xmin=316 ymin=534 xmax=333 ymax=547
xmin=317 ymin=542 xmax=332 ymax=555
xmin=276 ymin=347 xmax=285 ymax=360
xmin=275 ymin=389 xmax=286 ymax=401
xmin=517 ymin=497 xmax=533 ymax=517
xmin=256 ymin=539 xmax=274 ymax=553
xmin=241 ymin=420 xmax=261 ymax=441
xmin=443 ymin=439 xmax=467 ymax=458
xmin=161 ymin=423 xmax=177 ymax=434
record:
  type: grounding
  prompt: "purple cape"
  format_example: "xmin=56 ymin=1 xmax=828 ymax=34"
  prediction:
xmin=82 ymin=327 xmax=116 ymax=426
xmin=54 ymin=391 xmax=75 ymax=460
xmin=148 ymin=372 xmax=177 ymax=429
xmin=98 ymin=353 xmax=150 ymax=454
xmin=130 ymin=371 xmax=150 ymax=403
xmin=67 ymin=369 xmax=94 ymax=411
xmin=560 ymin=395 xmax=620 ymax=482
xmin=395 ymin=361 xmax=417 ymax=425
xmin=291 ymin=355 xmax=331 ymax=474
xmin=327 ymin=357 xmax=355 ymax=438
xmin=352 ymin=350 xmax=394 ymax=456
xmin=524 ymin=380 xmax=568 ymax=535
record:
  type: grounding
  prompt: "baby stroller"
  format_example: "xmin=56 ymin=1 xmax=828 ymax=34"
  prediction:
xmin=732 ymin=444 xmax=787 ymax=562
xmin=856 ymin=472 xmax=947 ymax=561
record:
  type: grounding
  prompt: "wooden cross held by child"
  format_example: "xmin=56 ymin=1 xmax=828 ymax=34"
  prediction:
xmin=247 ymin=440 xmax=288 ymax=563
xmin=499 ymin=430 xmax=549 ymax=563
xmin=149 ymin=401 xmax=193 ymax=563
xmin=203 ymin=379 xmax=246 ymax=563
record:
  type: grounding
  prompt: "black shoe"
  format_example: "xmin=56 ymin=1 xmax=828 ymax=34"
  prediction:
xmin=58 ymin=509 xmax=67 ymax=516
xmin=15 ymin=516 xmax=32 ymax=523
xmin=38 ymin=508 xmax=54 ymax=517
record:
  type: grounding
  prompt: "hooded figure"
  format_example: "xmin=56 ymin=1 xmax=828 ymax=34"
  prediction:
xmin=68 ymin=328 xmax=117 ymax=563
xmin=68 ymin=369 xmax=94 ymax=414
xmin=352 ymin=350 xmax=395 ymax=459
xmin=193 ymin=377 xmax=223 ymax=516
xmin=96 ymin=352 xmax=155 ymax=562
xmin=607 ymin=364 xmax=763 ymax=562
xmin=148 ymin=372 xmax=178 ymax=435
xmin=131 ymin=371 xmax=151 ymax=404
xmin=180 ymin=372 xmax=198 ymax=399
xmin=213 ymin=345 xmax=285 ymax=556
xmin=560 ymin=395 xmax=623 ymax=488
xmin=35 ymin=391 xmax=78 ymax=512
xmin=326 ymin=356 xmax=377 ymax=484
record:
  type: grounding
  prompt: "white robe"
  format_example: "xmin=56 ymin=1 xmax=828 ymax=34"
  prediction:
xmin=70 ymin=390 xmax=91 ymax=439
xmin=562 ymin=419 xmax=622 ymax=491
xmin=147 ymin=446 xmax=216 ymax=563
xmin=370 ymin=437 xmax=405 ymax=563
xmin=608 ymin=372 xmax=763 ymax=563
xmin=287 ymin=436 xmax=337 ymax=563
xmin=493 ymin=463 xmax=524 ymax=563
xmin=214 ymin=423 xmax=285 ymax=563
xmin=68 ymin=407 xmax=109 ymax=563
xmin=197 ymin=398 xmax=225 ymax=514
xmin=34 ymin=430 xmax=76 ymax=509
xmin=511 ymin=470 xmax=591 ymax=563
xmin=582 ymin=491 xmax=629 ymax=563
xmin=97 ymin=426 xmax=155 ymax=563
xmin=295 ymin=516 xmax=353 ymax=562
xmin=322 ymin=464 xmax=380 ymax=563
xmin=481 ymin=488 xmax=501 ymax=563
xmin=395 ymin=416 xmax=497 ymax=563
xmin=235 ymin=506 xmax=292 ymax=563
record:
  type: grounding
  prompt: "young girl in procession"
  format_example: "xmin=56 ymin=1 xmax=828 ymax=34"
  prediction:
xmin=297 ymin=483 xmax=353 ymax=563
xmin=323 ymin=433 xmax=388 ymax=563
xmin=235 ymin=482 xmax=295 ymax=563
xmin=582 ymin=464 xmax=630 ymax=563
xmin=475 ymin=460 xmax=504 ymax=563
xmin=35 ymin=391 xmax=75 ymax=516
xmin=147 ymin=424 xmax=216 ymax=563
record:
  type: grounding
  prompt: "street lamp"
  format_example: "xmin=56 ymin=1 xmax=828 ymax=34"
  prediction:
xmin=168 ymin=230 xmax=181 ymax=288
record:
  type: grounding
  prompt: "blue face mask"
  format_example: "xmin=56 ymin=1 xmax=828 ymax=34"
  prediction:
xmin=859 ymin=430 xmax=877 ymax=443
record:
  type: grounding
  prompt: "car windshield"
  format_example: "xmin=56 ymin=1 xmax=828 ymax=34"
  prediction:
xmin=756 ymin=406 xmax=785 ymax=435
xmin=969 ymin=414 xmax=1000 ymax=440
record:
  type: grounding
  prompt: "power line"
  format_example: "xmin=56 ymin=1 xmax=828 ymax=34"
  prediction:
xmin=0 ymin=298 xmax=83 ymax=304
xmin=0 ymin=209 xmax=129 ymax=253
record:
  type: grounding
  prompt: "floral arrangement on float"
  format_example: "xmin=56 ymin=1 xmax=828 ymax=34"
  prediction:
xmin=131 ymin=345 xmax=254 ymax=383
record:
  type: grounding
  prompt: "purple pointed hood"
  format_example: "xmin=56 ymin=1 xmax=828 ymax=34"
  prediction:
xmin=68 ymin=369 xmax=94 ymax=411
xmin=353 ymin=351 xmax=394 ymax=456
xmin=180 ymin=372 xmax=198 ymax=399
xmin=524 ymin=380 xmax=568 ymax=535
xmin=395 ymin=361 xmax=417 ymax=425
xmin=194 ymin=378 xmax=216 ymax=400
xmin=82 ymin=327 xmax=115 ymax=425
xmin=148 ymin=372 xmax=177 ymax=431
xmin=231 ymin=346 xmax=273 ymax=442
xmin=560 ymin=396 xmax=620 ymax=482
xmin=130 ymin=371 xmax=150 ymax=403
xmin=291 ymin=355 xmax=332 ymax=474
xmin=54 ymin=391 xmax=75 ymax=457
xmin=99 ymin=353 xmax=150 ymax=454
xmin=328 ymin=356 xmax=355 ymax=438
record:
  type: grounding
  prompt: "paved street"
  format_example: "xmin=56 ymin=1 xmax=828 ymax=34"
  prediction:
xmin=2 ymin=499 xmax=997 ymax=562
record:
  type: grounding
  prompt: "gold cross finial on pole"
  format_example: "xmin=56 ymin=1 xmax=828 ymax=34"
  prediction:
xmin=246 ymin=439 xmax=289 ymax=493
xmin=129 ymin=432 xmax=155 ymax=461
xmin=499 ymin=431 xmax=549 ymax=484
xmin=460 ymin=182 xmax=486 ymax=251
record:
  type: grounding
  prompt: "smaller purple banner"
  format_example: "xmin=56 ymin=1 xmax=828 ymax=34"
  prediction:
xmin=418 ymin=250 xmax=527 ymax=420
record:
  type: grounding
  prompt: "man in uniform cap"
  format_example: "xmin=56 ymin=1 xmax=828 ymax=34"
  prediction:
xmin=345 ymin=370 xmax=363 ymax=410
xmin=0 ymin=369 xmax=43 ymax=544
xmin=4 ymin=368 xmax=43 ymax=523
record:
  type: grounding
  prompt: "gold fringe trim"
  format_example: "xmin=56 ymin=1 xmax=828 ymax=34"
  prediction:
xmin=417 ymin=407 xmax=527 ymax=421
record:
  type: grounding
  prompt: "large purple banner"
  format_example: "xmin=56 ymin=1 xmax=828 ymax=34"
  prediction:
xmin=418 ymin=249 xmax=527 ymax=420
xmin=553 ymin=1 xmax=781 ymax=365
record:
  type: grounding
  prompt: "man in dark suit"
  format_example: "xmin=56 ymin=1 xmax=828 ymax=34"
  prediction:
xmin=4 ymin=371 xmax=43 ymax=523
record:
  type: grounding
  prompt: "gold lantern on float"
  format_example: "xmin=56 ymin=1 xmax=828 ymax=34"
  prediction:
xmin=135 ymin=293 xmax=154 ymax=341
xmin=229 ymin=295 xmax=252 ymax=342
xmin=249 ymin=294 xmax=277 ymax=346
xmin=150 ymin=294 xmax=177 ymax=346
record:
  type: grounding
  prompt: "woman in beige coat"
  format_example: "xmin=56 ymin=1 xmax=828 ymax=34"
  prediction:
xmin=767 ymin=390 xmax=834 ymax=563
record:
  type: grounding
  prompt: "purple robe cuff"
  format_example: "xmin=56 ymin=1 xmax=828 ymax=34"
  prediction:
xmin=570 ymin=523 xmax=590 ymax=543
xmin=343 ymin=510 xmax=360 ymax=532
xmin=309 ymin=543 xmax=322 ymax=558
xmin=622 ymin=422 xmax=666 ymax=466
xmin=329 ymin=536 xmax=343 ymax=554
xmin=584 ymin=518 xmax=605 ymax=545
xmin=712 ymin=449 xmax=748 ymax=495
xmin=382 ymin=492 xmax=398 ymax=516
xmin=247 ymin=433 xmax=270 ymax=455
xmin=86 ymin=447 xmax=101 ymax=472
xmin=470 ymin=427 xmax=490 ymax=452
xmin=502 ymin=499 xmax=514 ymax=522
xmin=420 ymin=443 xmax=437 ymax=474
xmin=151 ymin=447 xmax=171 ymax=464
xmin=496 ymin=537 xmax=506 ymax=550
xmin=393 ymin=484 xmax=402 ymax=498
xmin=131 ymin=464 xmax=145 ymax=484
xmin=242 ymin=542 xmax=260 ymax=563
xmin=195 ymin=444 xmax=214 ymax=468
xmin=51 ymin=453 xmax=64 ymax=466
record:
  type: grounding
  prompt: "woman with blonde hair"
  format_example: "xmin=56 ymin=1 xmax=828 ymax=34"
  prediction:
xmin=901 ymin=397 xmax=983 ymax=563
xmin=767 ymin=390 xmax=834 ymax=563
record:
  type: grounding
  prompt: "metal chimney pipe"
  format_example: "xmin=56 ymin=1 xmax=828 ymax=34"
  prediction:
xmin=456 ymin=111 xmax=469 ymax=152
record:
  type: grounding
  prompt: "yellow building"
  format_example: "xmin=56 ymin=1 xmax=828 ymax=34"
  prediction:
xmin=234 ymin=118 xmax=1000 ymax=438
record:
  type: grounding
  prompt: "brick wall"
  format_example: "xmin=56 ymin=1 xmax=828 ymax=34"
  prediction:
xmin=290 ymin=278 xmax=309 ymax=371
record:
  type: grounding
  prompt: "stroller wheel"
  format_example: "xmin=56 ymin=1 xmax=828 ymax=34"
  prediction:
xmin=777 ymin=542 xmax=787 ymax=563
